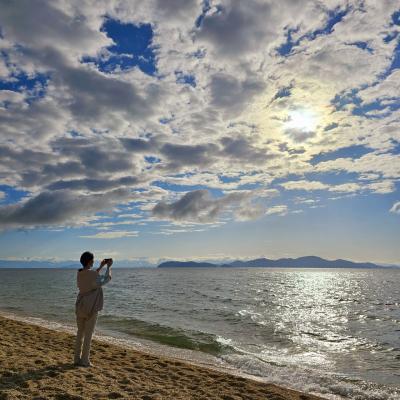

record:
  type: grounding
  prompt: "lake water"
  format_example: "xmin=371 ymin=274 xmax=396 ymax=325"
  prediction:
xmin=0 ymin=267 xmax=399 ymax=399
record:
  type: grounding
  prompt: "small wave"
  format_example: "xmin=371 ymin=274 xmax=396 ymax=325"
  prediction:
xmin=216 ymin=336 xmax=234 ymax=346
xmin=98 ymin=315 xmax=234 ymax=355
xmin=235 ymin=309 xmax=273 ymax=327
xmin=221 ymin=353 xmax=400 ymax=400
xmin=1 ymin=305 xmax=24 ymax=312
xmin=0 ymin=309 xmax=77 ymax=334
xmin=236 ymin=309 xmax=262 ymax=321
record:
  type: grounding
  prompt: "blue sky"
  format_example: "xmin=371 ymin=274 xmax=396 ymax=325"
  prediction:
xmin=0 ymin=0 xmax=399 ymax=265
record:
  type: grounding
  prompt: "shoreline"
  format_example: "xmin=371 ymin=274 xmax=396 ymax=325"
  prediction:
xmin=0 ymin=314 xmax=326 ymax=400
xmin=0 ymin=310 xmax=237 ymax=377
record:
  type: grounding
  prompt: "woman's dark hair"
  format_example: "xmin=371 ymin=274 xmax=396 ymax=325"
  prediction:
xmin=80 ymin=251 xmax=94 ymax=267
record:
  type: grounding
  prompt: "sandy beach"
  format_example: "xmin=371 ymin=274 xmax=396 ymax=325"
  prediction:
xmin=0 ymin=315 xmax=326 ymax=400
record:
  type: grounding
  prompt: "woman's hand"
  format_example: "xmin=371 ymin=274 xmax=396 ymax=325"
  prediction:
xmin=107 ymin=258 xmax=113 ymax=268
xmin=96 ymin=259 xmax=107 ymax=273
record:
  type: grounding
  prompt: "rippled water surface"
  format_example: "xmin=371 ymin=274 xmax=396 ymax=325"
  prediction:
xmin=0 ymin=267 xmax=399 ymax=399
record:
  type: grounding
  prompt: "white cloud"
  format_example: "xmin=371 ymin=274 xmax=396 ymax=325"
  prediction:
xmin=367 ymin=180 xmax=395 ymax=194
xmin=331 ymin=183 xmax=361 ymax=193
xmin=281 ymin=180 xmax=329 ymax=191
xmin=0 ymin=90 xmax=25 ymax=105
xmin=80 ymin=230 xmax=139 ymax=239
xmin=358 ymin=70 xmax=400 ymax=104
xmin=389 ymin=202 xmax=400 ymax=214
xmin=265 ymin=205 xmax=288 ymax=216
xmin=280 ymin=179 xmax=397 ymax=195
xmin=313 ymin=152 xmax=400 ymax=180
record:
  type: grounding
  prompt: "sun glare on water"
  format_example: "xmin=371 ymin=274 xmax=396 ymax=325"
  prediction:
xmin=285 ymin=110 xmax=318 ymax=132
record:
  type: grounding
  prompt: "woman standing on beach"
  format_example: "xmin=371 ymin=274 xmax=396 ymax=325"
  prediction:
xmin=74 ymin=251 xmax=113 ymax=367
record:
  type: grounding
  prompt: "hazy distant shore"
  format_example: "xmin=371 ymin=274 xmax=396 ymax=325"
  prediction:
xmin=0 ymin=315 xmax=325 ymax=400
xmin=1 ymin=255 xmax=398 ymax=269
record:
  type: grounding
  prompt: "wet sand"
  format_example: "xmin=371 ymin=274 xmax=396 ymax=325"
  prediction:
xmin=0 ymin=315 xmax=325 ymax=400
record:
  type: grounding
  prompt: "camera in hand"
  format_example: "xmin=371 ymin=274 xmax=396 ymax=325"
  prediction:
xmin=103 ymin=258 xmax=113 ymax=264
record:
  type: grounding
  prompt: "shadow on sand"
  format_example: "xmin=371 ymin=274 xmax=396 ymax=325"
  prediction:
xmin=0 ymin=362 xmax=81 ymax=399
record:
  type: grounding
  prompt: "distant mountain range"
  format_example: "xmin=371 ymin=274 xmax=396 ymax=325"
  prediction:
xmin=1 ymin=256 xmax=398 ymax=269
xmin=158 ymin=256 xmax=398 ymax=269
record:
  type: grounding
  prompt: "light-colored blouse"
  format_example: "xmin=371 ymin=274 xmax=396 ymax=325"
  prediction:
xmin=75 ymin=266 xmax=111 ymax=319
xmin=77 ymin=266 xmax=111 ymax=294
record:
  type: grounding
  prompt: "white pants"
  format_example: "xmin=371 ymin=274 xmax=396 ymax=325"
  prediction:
xmin=74 ymin=311 xmax=98 ymax=364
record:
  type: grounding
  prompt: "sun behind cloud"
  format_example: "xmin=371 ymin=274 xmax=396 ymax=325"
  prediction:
xmin=284 ymin=109 xmax=318 ymax=132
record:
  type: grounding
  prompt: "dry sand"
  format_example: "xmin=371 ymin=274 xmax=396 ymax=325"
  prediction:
xmin=0 ymin=316 xmax=326 ymax=400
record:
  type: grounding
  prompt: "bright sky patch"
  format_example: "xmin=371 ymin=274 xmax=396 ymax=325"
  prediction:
xmin=284 ymin=110 xmax=318 ymax=132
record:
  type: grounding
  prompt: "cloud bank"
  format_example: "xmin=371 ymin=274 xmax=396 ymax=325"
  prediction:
xmin=0 ymin=0 xmax=399 ymax=236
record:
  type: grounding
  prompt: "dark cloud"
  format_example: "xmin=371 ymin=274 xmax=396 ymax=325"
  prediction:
xmin=59 ymin=63 xmax=155 ymax=122
xmin=196 ymin=0 xmax=275 ymax=57
xmin=220 ymin=136 xmax=272 ymax=164
xmin=28 ymin=47 xmax=160 ymax=123
xmin=54 ymin=140 xmax=136 ymax=175
xmin=155 ymin=0 xmax=200 ymax=20
xmin=19 ymin=158 xmax=133 ymax=190
xmin=2 ymin=43 xmax=161 ymax=131
xmin=210 ymin=73 xmax=266 ymax=116
xmin=0 ymin=145 xmax=52 ymax=167
xmin=19 ymin=161 xmax=85 ymax=189
xmin=0 ymin=188 xmax=133 ymax=229
xmin=0 ymin=98 xmax=66 ymax=140
xmin=284 ymin=128 xmax=316 ymax=143
xmin=0 ymin=0 xmax=105 ymax=52
xmin=46 ymin=176 xmax=141 ymax=192
xmin=152 ymin=189 xmax=263 ymax=222
xmin=79 ymin=147 xmax=134 ymax=174
xmin=324 ymin=122 xmax=339 ymax=131
xmin=0 ymin=140 xmax=138 ymax=191
xmin=278 ymin=142 xmax=306 ymax=155
xmin=120 ymin=137 xmax=159 ymax=153
xmin=160 ymin=142 xmax=219 ymax=168
xmin=41 ymin=161 xmax=84 ymax=176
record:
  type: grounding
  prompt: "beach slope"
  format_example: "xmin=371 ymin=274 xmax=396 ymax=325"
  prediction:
xmin=0 ymin=316 xmax=325 ymax=400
